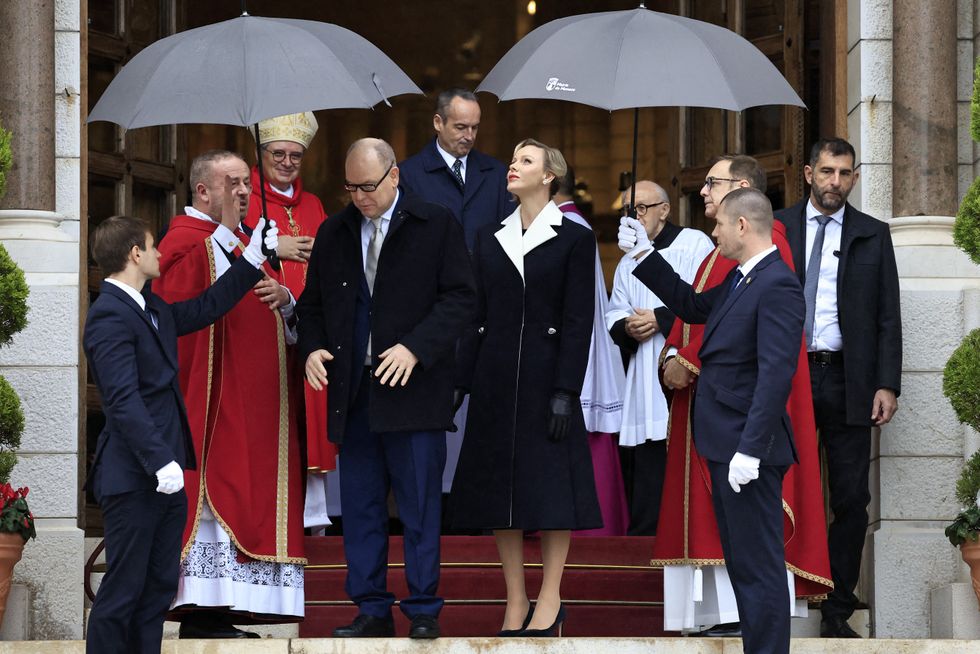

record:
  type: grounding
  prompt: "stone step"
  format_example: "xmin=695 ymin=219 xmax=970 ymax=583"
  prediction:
xmin=9 ymin=637 xmax=980 ymax=653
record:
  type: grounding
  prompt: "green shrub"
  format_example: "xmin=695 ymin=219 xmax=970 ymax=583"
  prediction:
xmin=943 ymin=328 xmax=980 ymax=432
xmin=0 ymin=120 xmax=10 ymax=201
xmin=956 ymin=449 xmax=980 ymax=508
xmin=954 ymin=177 xmax=980 ymax=265
xmin=0 ymin=377 xmax=23 ymax=486
xmin=0 ymin=244 xmax=28 ymax=348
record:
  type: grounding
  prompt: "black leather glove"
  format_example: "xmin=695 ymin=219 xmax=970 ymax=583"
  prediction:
xmin=547 ymin=391 xmax=575 ymax=442
xmin=452 ymin=388 xmax=467 ymax=415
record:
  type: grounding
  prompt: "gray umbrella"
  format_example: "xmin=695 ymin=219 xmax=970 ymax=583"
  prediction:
xmin=477 ymin=4 xmax=805 ymax=210
xmin=89 ymin=14 xmax=422 ymax=128
xmin=89 ymin=12 xmax=422 ymax=266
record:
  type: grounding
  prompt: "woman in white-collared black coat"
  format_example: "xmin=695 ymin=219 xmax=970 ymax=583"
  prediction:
xmin=450 ymin=139 xmax=601 ymax=637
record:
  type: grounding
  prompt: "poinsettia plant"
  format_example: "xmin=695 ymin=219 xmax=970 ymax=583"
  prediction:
xmin=0 ymin=483 xmax=34 ymax=541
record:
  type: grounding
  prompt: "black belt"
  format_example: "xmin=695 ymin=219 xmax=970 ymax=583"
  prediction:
xmin=808 ymin=350 xmax=843 ymax=365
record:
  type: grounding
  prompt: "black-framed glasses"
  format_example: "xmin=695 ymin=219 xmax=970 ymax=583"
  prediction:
xmin=344 ymin=162 xmax=394 ymax=193
xmin=262 ymin=146 xmax=303 ymax=165
xmin=621 ymin=202 xmax=666 ymax=217
xmin=702 ymin=176 xmax=742 ymax=189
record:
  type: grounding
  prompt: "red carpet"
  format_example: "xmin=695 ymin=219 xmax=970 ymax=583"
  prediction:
xmin=300 ymin=535 xmax=665 ymax=638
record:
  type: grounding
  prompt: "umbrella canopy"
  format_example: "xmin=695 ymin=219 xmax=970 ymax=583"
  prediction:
xmin=477 ymin=6 xmax=804 ymax=111
xmin=88 ymin=14 xmax=423 ymax=129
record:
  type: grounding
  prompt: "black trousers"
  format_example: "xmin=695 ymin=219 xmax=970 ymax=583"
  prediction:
xmin=624 ymin=439 xmax=667 ymax=536
xmin=809 ymin=359 xmax=872 ymax=620
xmin=86 ymin=488 xmax=186 ymax=654
xmin=708 ymin=460 xmax=790 ymax=654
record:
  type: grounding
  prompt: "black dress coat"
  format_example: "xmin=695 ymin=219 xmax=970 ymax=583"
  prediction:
xmin=451 ymin=202 xmax=602 ymax=531
xmin=775 ymin=200 xmax=902 ymax=425
xmin=296 ymin=191 xmax=476 ymax=442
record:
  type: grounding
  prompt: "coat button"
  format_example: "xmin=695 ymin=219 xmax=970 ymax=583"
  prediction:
xmin=342 ymin=281 xmax=348 ymax=287
xmin=336 ymin=345 xmax=342 ymax=350
xmin=547 ymin=327 xmax=557 ymax=335
xmin=478 ymin=326 xmax=485 ymax=335
xmin=335 ymin=409 xmax=341 ymax=414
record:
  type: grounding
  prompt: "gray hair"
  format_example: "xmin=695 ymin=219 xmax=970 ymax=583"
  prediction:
xmin=436 ymin=88 xmax=479 ymax=120
xmin=189 ymin=149 xmax=243 ymax=189
xmin=346 ymin=138 xmax=396 ymax=170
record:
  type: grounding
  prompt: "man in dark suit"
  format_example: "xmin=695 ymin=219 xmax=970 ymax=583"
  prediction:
xmin=774 ymin=137 xmax=902 ymax=638
xmin=297 ymin=138 xmax=475 ymax=639
xmin=83 ymin=211 xmax=275 ymax=654
xmin=620 ymin=187 xmax=805 ymax=654
xmin=398 ymin=88 xmax=513 ymax=251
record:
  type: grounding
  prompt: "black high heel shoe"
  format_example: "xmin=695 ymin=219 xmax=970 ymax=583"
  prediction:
xmin=497 ymin=604 xmax=534 ymax=637
xmin=520 ymin=603 xmax=566 ymax=637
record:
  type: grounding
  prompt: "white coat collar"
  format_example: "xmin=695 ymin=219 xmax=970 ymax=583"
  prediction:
xmin=494 ymin=201 xmax=564 ymax=281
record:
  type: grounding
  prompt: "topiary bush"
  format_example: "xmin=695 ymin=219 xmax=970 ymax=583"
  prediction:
xmin=943 ymin=328 xmax=980 ymax=433
xmin=0 ymin=244 xmax=28 ymax=348
xmin=954 ymin=177 xmax=980 ymax=265
xmin=0 ymin=377 xmax=22 ymax=485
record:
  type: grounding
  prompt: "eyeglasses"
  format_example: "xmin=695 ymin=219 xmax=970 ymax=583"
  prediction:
xmin=621 ymin=202 xmax=666 ymax=217
xmin=263 ymin=147 xmax=303 ymax=165
xmin=344 ymin=162 xmax=394 ymax=193
xmin=702 ymin=176 xmax=742 ymax=189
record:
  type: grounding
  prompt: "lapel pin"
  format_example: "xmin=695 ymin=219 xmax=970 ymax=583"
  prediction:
xmin=745 ymin=277 xmax=752 ymax=285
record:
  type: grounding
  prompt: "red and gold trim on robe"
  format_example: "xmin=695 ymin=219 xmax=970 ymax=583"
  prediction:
xmin=154 ymin=216 xmax=307 ymax=565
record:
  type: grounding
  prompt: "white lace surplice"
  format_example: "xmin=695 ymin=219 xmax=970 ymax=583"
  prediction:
xmin=173 ymin=505 xmax=305 ymax=618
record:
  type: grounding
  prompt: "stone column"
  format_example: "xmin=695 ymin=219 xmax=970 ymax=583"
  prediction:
xmin=0 ymin=0 xmax=84 ymax=640
xmin=0 ymin=0 xmax=55 ymax=211
xmin=892 ymin=0 xmax=958 ymax=216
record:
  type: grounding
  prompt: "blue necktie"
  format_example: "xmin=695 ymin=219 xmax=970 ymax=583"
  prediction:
xmin=804 ymin=215 xmax=833 ymax=346
xmin=730 ymin=269 xmax=744 ymax=293
xmin=451 ymin=159 xmax=464 ymax=188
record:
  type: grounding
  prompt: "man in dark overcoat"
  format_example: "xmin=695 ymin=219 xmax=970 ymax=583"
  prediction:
xmin=398 ymin=88 xmax=513 ymax=251
xmin=774 ymin=137 xmax=902 ymax=638
xmin=297 ymin=138 xmax=475 ymax=640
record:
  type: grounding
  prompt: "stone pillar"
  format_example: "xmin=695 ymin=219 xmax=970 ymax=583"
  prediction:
xmin=0 ymin=0 xmax=56 ymax=211
xmin=892 ymin=0 xmax=958 ymax=216
xmin=0 ymin=0 xmax=84 ymax=640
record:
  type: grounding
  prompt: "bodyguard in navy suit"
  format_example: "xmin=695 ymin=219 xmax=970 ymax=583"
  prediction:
xmin=83 ymin=213 xmax=273 ymax=654
xmin=298 ymin=138 xmax=475 ymax=639
xmin=398 ymin=89 xmax=513 ymax=251
xmin=621 ymin=188 xmax=804 ymax=654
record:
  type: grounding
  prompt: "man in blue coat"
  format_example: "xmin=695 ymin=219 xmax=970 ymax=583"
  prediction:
xmin=620 ymin=187 xmax=805 ymax=654
xmin=83 ymin=210 xmax=276 ymax=654
xmin=398 ymin=89 xmax=513 ymax=251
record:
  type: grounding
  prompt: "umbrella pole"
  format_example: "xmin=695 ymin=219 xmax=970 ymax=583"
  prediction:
xmin=254 ymin=123 xmax=281 ymax=272
xmin=628 ymin=107 xmax=639 ymax=217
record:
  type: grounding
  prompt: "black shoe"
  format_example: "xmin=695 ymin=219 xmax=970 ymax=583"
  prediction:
xmin=333 ymin=614 xmax=395 ymax=638
xmin=177 ymin=621 xmax=260 ymax=639
xmin=521 ymin=603 xmax=566 ymax=637
xmin=699 ymin=621 xmax=741 ymax=637
xmin=821 ymin=615 xmax=861 ymax=638
xmin=498 ymin=604 xmax=534 ymax=637
xmin=408 ymin=614 xmax=441 ymax=639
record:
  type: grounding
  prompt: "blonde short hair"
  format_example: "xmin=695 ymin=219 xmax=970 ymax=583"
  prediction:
xmin=514 ymin=138 xmax=567 ymax=195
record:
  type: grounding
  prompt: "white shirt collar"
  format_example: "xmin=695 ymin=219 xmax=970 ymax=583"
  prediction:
xmin=104 ymin=277 xmax=146 ymax=310
xmin=804 ymin=198 xmax=845 ymax=225
xmin=272 ymin=183 xmax=295 ymax=198
xmin=183 ymin=205 xmax=241 ymax=230
xmin=738 ymin=244 xmax=778 ymax=278
xmin=435 ymin=140 xmax=467 ymax=173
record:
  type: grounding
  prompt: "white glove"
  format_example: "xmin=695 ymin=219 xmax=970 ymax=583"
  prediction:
xmin=727 ymin=452 xmax=760 ymax=493
xmin=617 ymin=216 xmax=652 ymax=258
xmin=155 ymin=460 xmax=184 ymax=494
xmin=243 ymin=218 xmax=279 ymax=268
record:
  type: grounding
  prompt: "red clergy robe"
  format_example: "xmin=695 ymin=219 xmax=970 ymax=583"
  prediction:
xmin=651 ymin=221 xmax=833 ymax=599
xmin=154 ymin=215 xmax=306 ymax=564
xmin=244 ymin=169 xmax=336 ymax=474
xmin=245 ymin=167 xmax=326 ymax=298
